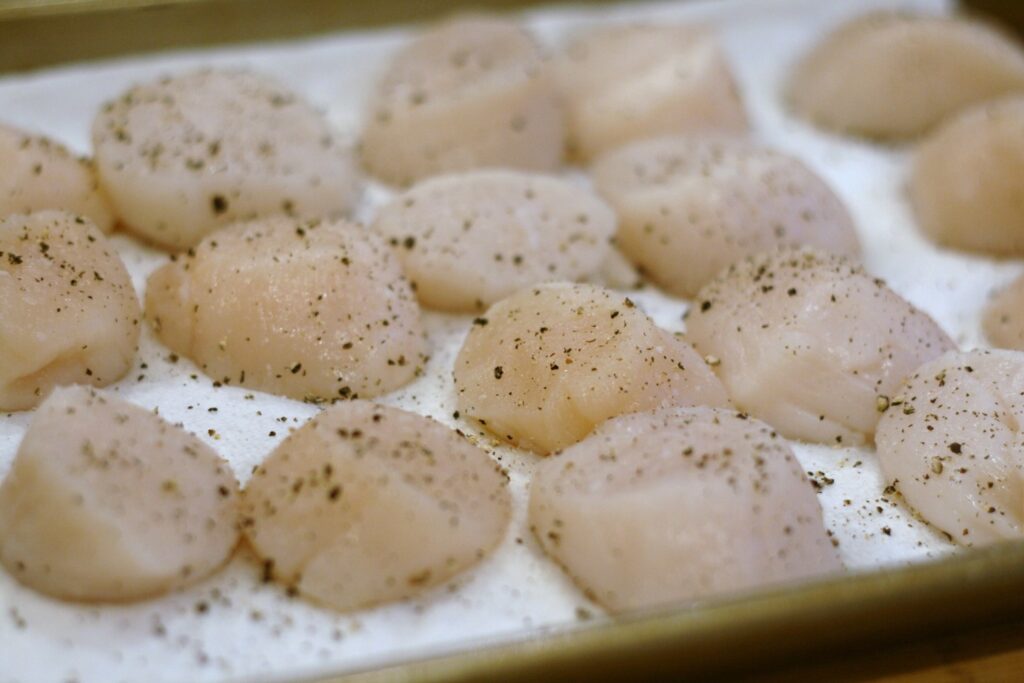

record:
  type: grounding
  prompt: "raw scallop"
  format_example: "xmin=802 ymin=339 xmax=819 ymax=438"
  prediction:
xmin=92 ymin=68 xmax=358 ymax=250
xmin=555 ymin=25 xmax=747 ymax=162
xmin=984 ymin=272 xmax=1024 ymax=349
xmin=876 ymin=349 xmax=1024 ymax=546
xmin=685 ymin=248 xmax=955 ymax=445
xmin=0 ymin=211 xmax=139 ymax=411
xmin=453 ymin=282 xmax=728 ymax=454
xmin=145 ymin=216 xmax=424 ymax=401
xmin=372 ymin=170 xmax=615 ymax=311
xmin=361 ymin=17 xmax=563 ymax=186
xmin=0 ymin=386 xmax=240 ymax=601
xmin=529 ymin=407 xmax=842 ymax=613
xmin=0 ymin=123 xmax=113 ymax=232
xmin=910 ymin=97 xmax=1024 ymax=256
xmin=591 ymin=136 xmax=859 ymax=297
xmin=242 ymin=401 xmax=511 ymax=612
xmin=788 ymin=12 xmax=1024 ymax=139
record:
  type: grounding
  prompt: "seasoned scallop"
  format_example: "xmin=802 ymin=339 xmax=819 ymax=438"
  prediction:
xmin=361 ymin=17 xmax=563 ymax=186
xmin=686 ymin=248 xmax=955 ymax=445
xmin=592 ymin=137 xmax=860 ymax=298
xmin=242 ymin=401 xmax=511 ymax=612
xmin=788 ymin=12 xmax=1024 ymax=139
xmin=530 ymin=407 xmax=841 ymax=612
xmin=910 ymin=97 xmax=1024 ymax=256
xmin=984 ymin=273 xmax=1024 ymax=349
xmin=146 ymin=216 xmax=424 ymax=401
xmin=0 ymin=211 xmax=140 ymax=412
xmin=876 ymin=350 xmax=1024 ymax=546
xmin=93 ymin=68 xmax=358 ymax=250
xmin=0 ymin=386 xmax=240 ymax=601
xmin=555 ymin=25 xmax=747 ymax=162
xmin=453 ymin=282 xmax=728 ymax=454
xmin=372 ymin=170 xmax=615 ymax=311
xmin=0 ymin=123 xmax=113 ymax=232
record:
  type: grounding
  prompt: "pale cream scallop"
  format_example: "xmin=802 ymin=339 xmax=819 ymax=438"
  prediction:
xmin=591 ymin=136 xmax=860 ymax=298
xmin=372 ymin=170 xmax=615 ymax=312
xmin=0 ymin=123 xmax=113 ymax=232
xmin=453 ymin=282 xmax=728 ymax=455
xmin=876 ymin=350 xmax=1024 ymax=547
xmin=0 ymin=211 xmax=140 ymax=411
xmin=911 ymin=97 xmax=1024 ymax=256
xmin=93 ymin=68 xmax=358 ymax=250
xmin=530 ymin=407 xmax=842 ymax=613
xmin=145 ymin=216 xmax=425 ymax=402
xmin=788 ymin=12 xmax=1024 ymax=139
xmin=0 ymin=386 xmax=240 ymax=601
xmin=242 ymin=401 xmax=511 ymax=612
xmin=984 ymin=273 xmax=1024 ymax=349
xmin=555 ymin=25 xmax=747 ymax=162
xmin=685 ymin=248 xmax=955 ymax=446
xmin=361 ymin=17 xmax=564 ymax=186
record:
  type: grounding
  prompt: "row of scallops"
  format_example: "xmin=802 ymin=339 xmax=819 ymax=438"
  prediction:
xmin=3 ymin=10 xmax=1024 ymax=615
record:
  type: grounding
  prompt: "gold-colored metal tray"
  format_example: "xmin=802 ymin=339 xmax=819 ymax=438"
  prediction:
xmin=2 ymin=2 xmax=1024 ymax=681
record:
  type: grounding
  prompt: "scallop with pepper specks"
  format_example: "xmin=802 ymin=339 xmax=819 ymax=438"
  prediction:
xmin=876 ymin=349 xmax=1024 ymax=547
xmin=372 ymin=169 xmax=615 ymax=312
xmin=592 ymin=136 xmax=859 ymax=298
xmin=0 ymin=211 xmax=140 ymax=411
xmin=686 ymin=248 xmax=955 ymax=445
xmin=145 ymin=216 xmax=425 ymax=402
xmin=530 ymin=406 xmax=842 ymax=613
xmin=92 ymin=68 xmax=359 ymax=250
xmin=242 ymin=401 xmax=511 ymax=612
xmin=0 ymin=386 xmax=240 ymax=602
xmin=454 ymin=282 xmax=728 ymax=454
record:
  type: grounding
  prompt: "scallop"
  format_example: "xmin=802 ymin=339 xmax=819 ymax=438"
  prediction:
xmin=591 ymin=137 xmax=860 ymax=298
xmin=453 ymin=282 xmax=728 ymax=454
xmin=361 ymin=17 xmax=564 ymax=186
xmin=0 ymin=386 xmax=240 ymax=601
xmin=910 ymin=97 xmax=1024 ymax=256
xmin=242 ymin=401 xmax=510 ymax=612
xmin=555 ymin=25 xmax=747 ymax=162
xmin=788 ymin=12 xmax=1024 ymax=139
xmin=0 ymin=123 xmax=113 ymax=232
xmin=529 ymin=407 xmax=842 ymax=613
xmin=92 ymin=68 xmax=358 ymax=250
xmin=0 ymin=211 xmax=140 ymax=412
xmin=145 ymin=216 xmax=424 ymax=401
xmin=372 ymin=170 xmax=615 ymax=312
xmin=685 ymin=248 xmax=955 ymax=445
xmin=876 ymin=349 xmax=1024 ymax=546
xmin=984 ymin=273 xmax=1024 ymax=349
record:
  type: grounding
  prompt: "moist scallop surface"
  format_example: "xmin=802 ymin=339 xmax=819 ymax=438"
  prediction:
xmin=591 ymin=136 xmax=860 ymax=298
xmin=372 ymin=169 xmax=615 ymax=312
xmin=984 ymin=272 xmax=1024 ymax=349
xmin=910 ymin=97 xmax=1024 ymax=256
xmin=92 ymin=68 xmax=359 ymax=250
xmin=361 ymin=17 xmax=564 ymax=186
xmin=555 ymin=24 xmax=747 ymax=162
xmin=0 ymin=211 xmax=140 ymax=411
xmin=788 ymin=12 xmax=1024 ymax=139
xmin=0 ymin=386 xmax=240 ymax=602
xmin=0 ymin=123 xmax=114 ymax=232
xmin=453 ymin=282 xmax=729 ymax=455
xmin=529 ymin=406 xmax=842 ymax=613
xmin=241 ymin=401 xmax=511 ymax=612
xmin=876 ymin=349 xmax=1024 ymax=547
xmin=685 ymin=248 xmax=955 ymax=446
xmin=145 ymin=216 xmax=425 ymax=402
